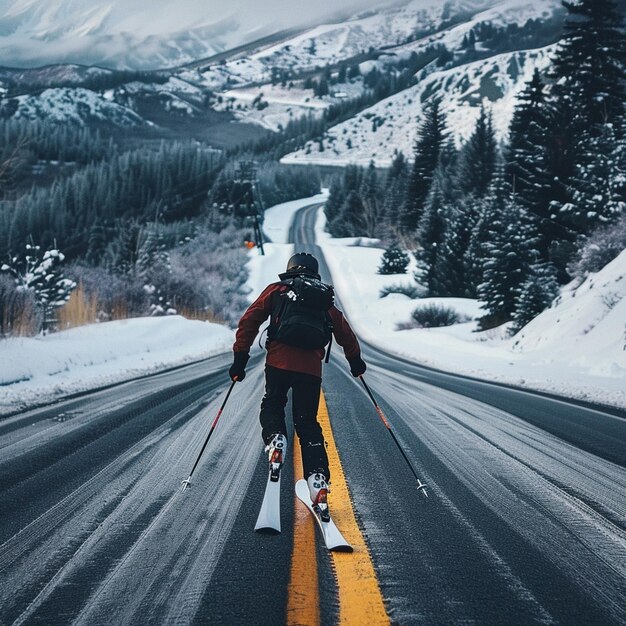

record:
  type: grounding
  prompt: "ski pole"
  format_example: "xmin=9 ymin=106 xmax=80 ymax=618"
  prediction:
xmin=181 ymin=379 xmax=237 ymax=492
xmin=359 ymin=375 xmax=428 ymax=498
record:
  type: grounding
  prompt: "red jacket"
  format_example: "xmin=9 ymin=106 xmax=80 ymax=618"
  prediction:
xmin=233 ymin=281 xmax=361 ymax=378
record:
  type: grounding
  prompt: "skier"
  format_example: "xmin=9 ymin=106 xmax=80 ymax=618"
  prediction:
xmin=229 ymin=252 xmax=366 ymax=519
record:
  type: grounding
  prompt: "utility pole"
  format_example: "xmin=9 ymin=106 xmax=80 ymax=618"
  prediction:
xmin=235 ymin=160 xmax=265 ymax=255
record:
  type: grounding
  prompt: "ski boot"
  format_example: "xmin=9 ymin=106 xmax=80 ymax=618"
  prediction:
xmin=266 ymin=433 xmax=287 ymax=482
xmin=307 ymin=472 xmax=330 ymax=522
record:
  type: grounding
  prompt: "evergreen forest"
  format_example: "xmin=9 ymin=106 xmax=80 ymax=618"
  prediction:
xmin=324 ymin=0 xmax=626 ymax=331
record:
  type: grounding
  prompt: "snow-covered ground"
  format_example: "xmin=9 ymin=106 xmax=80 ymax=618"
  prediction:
xmin=213 ymin=84 xmax=341 ymax=133
xmin=315 ymin=210 xmax=626 ymax=409
xmin=0 ymin=316 xmax=233 ymax=417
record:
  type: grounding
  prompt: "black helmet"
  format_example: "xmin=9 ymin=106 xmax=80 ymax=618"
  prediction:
xmin=281 ymin=252 xmax=320 ymax=279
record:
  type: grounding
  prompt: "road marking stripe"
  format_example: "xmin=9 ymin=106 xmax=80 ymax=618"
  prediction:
xmin=318 ymin=391 xmax=389 ymax=625
xmin=287 ymin=436 xmax=320 ymax=626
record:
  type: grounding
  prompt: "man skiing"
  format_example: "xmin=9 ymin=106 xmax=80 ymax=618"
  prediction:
xmin=229 ymin=252 xmax=366 ymax=519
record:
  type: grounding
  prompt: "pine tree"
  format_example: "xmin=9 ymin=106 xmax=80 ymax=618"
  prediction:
xmin=415 ymin=177 xmax=447 ymax=294
xmin=426 ymin=200 xmax=470 ymax=297
xmin=330 ymin=190 xmax=366 ymax=237
xmin=507 ymin=69 xmax=569 ymax=265
xmin=402 ymin=98 xmax=447 ymax=231
xmin=511 ymin=263 xmax=560 ymax=333
xmin=566 ymin=122 xmax=626 ymax=230
xmin=378 ymin=243 xmax=410 ymax=275
xmin=86 ymin=222 xmax=108 ymax=265
xmin=457 ymin=105 xmax=497 ymax=197
xmin=1 ymin=244 xmax=76 ymax=333
xmin=545 ymin=0 xmax=626 ymax=268
xmin=382 ymin=152 xmax=409 ymax=238
xmin=435 ymin=140 xmax=460 ymax=202
xmin=465 ymin=164 xmax=511 ymax=294
xmin=324 ymin=177 xmax=345 ymax=225
xmin=360 ymin=161 xmax=380 ymax=237
xmin=550 ymin=0 xmax=626 ymax=133
xmin=507 ymin=70 xmax=553 ymax=210
xmin=477 ymin=199 xmax=540 ymax=328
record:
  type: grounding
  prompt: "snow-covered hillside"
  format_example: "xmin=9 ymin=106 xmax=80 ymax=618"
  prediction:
xmin=190 ymin=0 xmax=562 ymax=164
xmin=315 ymin=211 xmax=626 ymax=409
xmin=512 ymin=250 xmax=626 ymax=379
xmin=11 ymin=87 xmax=144 ymax=126
xmin=282 ymin=46 xmax=554 ymax=167
xmin=192 ymin=0 xmax=550 ymax=92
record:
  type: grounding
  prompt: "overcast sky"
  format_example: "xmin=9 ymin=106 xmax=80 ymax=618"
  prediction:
xmin=0 ymin=0 xmax=395 ymax=32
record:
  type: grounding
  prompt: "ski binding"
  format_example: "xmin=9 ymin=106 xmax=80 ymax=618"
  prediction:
xmin=295 ymin=479 xmax=352 ymax=552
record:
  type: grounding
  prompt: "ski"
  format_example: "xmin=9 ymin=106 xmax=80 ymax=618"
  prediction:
xmin=295 ymin=479 xmax=352 ymax=552
xmin=255 ymin=469 xmax=282 ymax=533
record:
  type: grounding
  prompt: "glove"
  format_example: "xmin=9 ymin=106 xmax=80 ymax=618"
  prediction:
xmin=347 ymin=355 xmax=366 ymax=378
xmin=229 ymin=351 xmax=250 ymax=382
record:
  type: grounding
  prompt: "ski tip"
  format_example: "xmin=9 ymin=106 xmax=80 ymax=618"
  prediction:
xmin=330 ymin=544 xmax=354 ymax=553
xmin=254 ymin=527 xmax=281 ymax=535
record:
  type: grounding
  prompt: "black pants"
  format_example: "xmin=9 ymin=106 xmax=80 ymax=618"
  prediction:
xmin=259 ymin=365 xmax=330 ymax=481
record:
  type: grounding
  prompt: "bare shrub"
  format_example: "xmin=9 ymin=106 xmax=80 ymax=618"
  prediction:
xmin=57 ymin=283 xmax=98 ymax=330
xmin=410 ymin=303 xmax=469 ymax=328
xmin=380 ymin=283 xmax=424 ymax=299
xmin=0 ymin=274 xmax=38 ymax=337
xmin=568 ymin=213 xmax=626 ymax=279
xmin=169 ymin=224 xmax=249 ymax=325
xmin=68 ymin=265 xmax=148 ymax=321
xmin=66 ymin=223 xmax=250 ymax=326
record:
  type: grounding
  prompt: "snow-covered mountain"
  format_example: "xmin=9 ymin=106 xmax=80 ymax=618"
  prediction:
xmin=0 ymin=0 xmax=386 ymax=70
xmin=0 ymin=0 xmax=565 ymax=146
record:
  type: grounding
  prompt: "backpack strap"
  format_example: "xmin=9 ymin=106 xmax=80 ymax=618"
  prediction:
xmin=267 ymin=280 xmax=292 ymax=343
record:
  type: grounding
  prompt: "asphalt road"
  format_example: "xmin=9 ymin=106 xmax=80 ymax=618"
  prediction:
xmin=1 ymin=203 xmax=625 ymax=625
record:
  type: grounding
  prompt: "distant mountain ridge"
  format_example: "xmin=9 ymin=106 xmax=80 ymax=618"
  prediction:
xmin=0 ymin=0 xmax=383 ymax=70
xmin=0 ymin=0 xmax=566 ymax=158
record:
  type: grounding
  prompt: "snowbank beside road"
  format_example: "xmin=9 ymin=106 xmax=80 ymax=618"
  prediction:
xmin=316 ymin=210 xmax=626 ymax=410
xmin=0 ymin=317 xmax=233 ymax=416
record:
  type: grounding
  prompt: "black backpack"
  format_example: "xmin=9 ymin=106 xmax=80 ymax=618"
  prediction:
xmin=267 ymin=276 xmax=335 ymax=361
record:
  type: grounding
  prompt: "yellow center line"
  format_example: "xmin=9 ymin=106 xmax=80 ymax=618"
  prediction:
xmin=287 ymin=435 xmax=320 ymax=626
xmin=287 ymin=391 xmax=389 ymax=625
xmin=318 ymin=390 xmax=389 ymax=625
